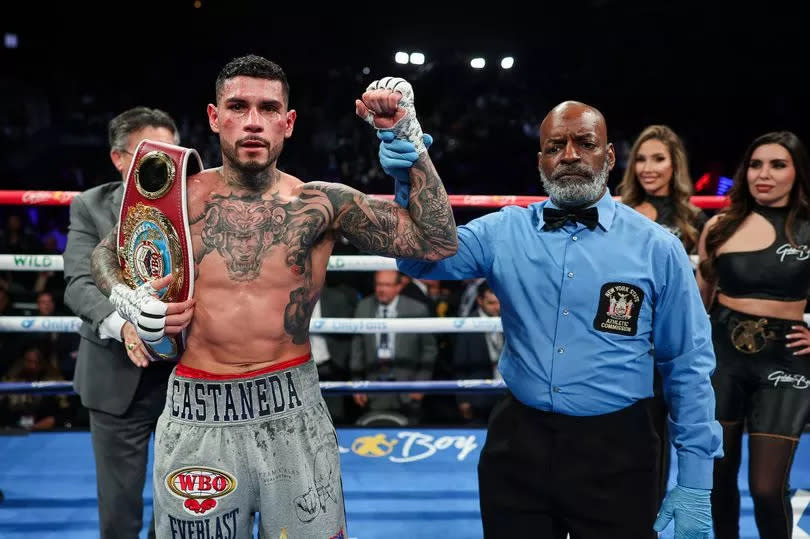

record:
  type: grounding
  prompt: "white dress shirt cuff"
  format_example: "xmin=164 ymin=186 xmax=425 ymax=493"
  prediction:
xmin=98 ymin=311 xmax=126 ymax=342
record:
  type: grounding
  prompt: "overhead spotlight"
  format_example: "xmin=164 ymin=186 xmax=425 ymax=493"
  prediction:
xmin=395 ymin=52 xmax=409 ymax=64
xmin=362 ymin=67 xmax=371 ymax=75
xmin=470 ymin=57 xmax=485 ymax=69
xmin=500 ymin=56 xmax=514 ymax=69
xmin=409 ymin=52 xmax=425 ymax=65
xmin=4 ymin=33 xmax=18 ymax=49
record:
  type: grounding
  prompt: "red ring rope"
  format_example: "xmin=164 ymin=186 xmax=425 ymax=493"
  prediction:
xmin=0 ymin=190 xmax=730 ymax=209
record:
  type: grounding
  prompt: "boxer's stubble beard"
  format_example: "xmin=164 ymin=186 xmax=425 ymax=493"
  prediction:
xmin=540 ymin=160 xmax=610 ymax=208
xmin=222 ymin=140 xmax=284 ymax=193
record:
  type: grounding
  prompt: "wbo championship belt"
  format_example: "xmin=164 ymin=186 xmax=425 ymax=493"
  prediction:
xmin=117 ymin=139 xmax=203 ymax=361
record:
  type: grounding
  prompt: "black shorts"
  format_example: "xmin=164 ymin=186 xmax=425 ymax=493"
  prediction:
xmin=711 ymin=305 xmax=810 ymax=438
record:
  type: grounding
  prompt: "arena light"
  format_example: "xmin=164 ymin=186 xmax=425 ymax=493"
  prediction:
xmin=362 ymin=66 xmax=371 ymax=75
xmin=717 ymin=176 xmax=734 ymax=196
xmin=409 ymin=52 xmax=425 ymax=65
xmin=470 ymin=57 xmax=486 ymax=69
xmin=4 ymin=33 xmax=18 ymax=49
xmin=695 ymin=172 xmax=712 ymax=192
xmin=395 ymin=52 xmax=409 ymax=64
xmin=500 ymin=56 xmax=514 ymax=69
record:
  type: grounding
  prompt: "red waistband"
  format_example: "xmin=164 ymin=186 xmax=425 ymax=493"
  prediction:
xmin=175 ymin=354 xmax=311 ymax=380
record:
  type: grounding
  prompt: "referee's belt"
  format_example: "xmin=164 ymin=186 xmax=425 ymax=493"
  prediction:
xmin=117 ymin=139 xmax=203 ymax=362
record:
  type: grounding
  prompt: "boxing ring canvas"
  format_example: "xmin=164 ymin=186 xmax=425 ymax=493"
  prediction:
xmin=0 ymin=428 xmax=809 ymax=538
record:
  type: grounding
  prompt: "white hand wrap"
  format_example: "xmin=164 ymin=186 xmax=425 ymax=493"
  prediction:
xmin=109 ymin=283 xmax=168 ymax=343
xmin=363 ymin=77 xmax=426 ymax=154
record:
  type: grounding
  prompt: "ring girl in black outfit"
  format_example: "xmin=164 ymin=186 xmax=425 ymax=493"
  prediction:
xmin=697 ymin=131 xmax=810 ymax=539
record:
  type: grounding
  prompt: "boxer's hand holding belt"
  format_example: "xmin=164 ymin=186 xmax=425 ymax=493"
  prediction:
xmin=110 ymin=274 xmax=195 ymax=344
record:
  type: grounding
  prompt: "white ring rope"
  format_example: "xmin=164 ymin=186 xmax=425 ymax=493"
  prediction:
xmin=4 ymin=314 xmax=809 ymax=334
xmin=0 ymin=253 xmax=699 ymax=271
xmin=0 ymin=254 xmax=399 ymax=272
xmin=0 ymin=316 xmax=503 ymax=334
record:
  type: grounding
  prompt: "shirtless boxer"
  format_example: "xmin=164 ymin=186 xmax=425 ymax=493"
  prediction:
xmin=90 ymin=55 xmax=457 ymax=538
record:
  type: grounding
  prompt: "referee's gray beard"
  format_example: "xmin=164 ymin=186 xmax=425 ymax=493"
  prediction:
xmin=540 ymin=160 xmax=610 ymax=208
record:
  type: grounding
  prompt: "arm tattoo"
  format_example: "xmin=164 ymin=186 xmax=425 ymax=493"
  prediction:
xmin=192 ymin=191 xmax=333 ymax=344
xmin=91 ymin=227 xmax=125 ymax=296
xmin=407 ymin=155 xmax=458 ymax=257
xmin=306 ymin=153 xmax=457 ymax=260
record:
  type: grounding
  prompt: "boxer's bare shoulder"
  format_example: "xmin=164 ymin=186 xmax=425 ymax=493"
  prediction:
xmin=187 ymin=168 xmax=223 ymax=219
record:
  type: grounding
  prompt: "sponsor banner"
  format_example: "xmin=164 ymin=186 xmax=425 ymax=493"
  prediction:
xmin=338 ymin=428 xmax=484 ymax=465
xmin=310 ymin=318 xmax=503 ymax=334
xmin=0 ymin=254 xmax=64 ymax=271
xmin=0 ymin=317 xmax=82 ymax=333
xmin=326 ymin=255 xmax=396 ymax=271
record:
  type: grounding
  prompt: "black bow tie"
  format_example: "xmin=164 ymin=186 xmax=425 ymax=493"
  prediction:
xmin=542 ymin=206 xmax=599 ymax=231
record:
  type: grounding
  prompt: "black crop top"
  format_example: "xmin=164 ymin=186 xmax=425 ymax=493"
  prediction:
xmin=646 ymin=195 xmax=707 ymax=249
xmin=715 ymin=205 xmax=810 ymax=301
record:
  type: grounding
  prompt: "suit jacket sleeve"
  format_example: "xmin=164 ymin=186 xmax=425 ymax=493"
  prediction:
xmin=63 ymin=194 xmax=116 ymax=333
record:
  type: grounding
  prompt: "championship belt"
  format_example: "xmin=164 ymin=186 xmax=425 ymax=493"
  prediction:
xmin=117 ymin=139 xmax=203 ymax=361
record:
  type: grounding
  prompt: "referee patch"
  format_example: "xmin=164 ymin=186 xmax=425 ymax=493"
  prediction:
xmin=593 ymin=282 xmax=644 ymax=336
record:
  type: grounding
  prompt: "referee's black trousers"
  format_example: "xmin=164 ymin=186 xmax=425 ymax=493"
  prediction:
xmin=478 ymin=393 xmax=660 ymax=539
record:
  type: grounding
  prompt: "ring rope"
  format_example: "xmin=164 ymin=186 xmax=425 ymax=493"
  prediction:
xmin=0 ymin=253 xmax=701 ymax=271
xmin=0 ymin=316 xmax=504 ymax=334
xmin=0 ymin=254 xmax=401 ymax=272
xmin=0 ymin=190 xmax=729 ymax=209
xmin=0 ymin=379 xmax=508 ymax=396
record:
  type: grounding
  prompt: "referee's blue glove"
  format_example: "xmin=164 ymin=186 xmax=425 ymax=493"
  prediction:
xmin=653 ymin=485 xmax=713 ymax=538
xmin=377 ymin=130 xmax=433 ymax=208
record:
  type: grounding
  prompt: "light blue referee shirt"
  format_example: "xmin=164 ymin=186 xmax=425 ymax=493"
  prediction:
xmin=397 ymin=189 xmax=723 ymax=489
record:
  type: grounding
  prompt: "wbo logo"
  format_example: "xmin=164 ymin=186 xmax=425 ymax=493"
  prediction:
xmin=166 ymin=466 xmax=237 ymax=515
xmin=453 ymin=319 xmax=466 ymax=329
xmin=312 ymin=319 xmax=325 ymax=330
xmin=21 ymin=319 xmax=35 ymax=329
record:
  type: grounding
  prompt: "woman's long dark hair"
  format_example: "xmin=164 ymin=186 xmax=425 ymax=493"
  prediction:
xmin=700 ymin=131 xmax=810 ymax=282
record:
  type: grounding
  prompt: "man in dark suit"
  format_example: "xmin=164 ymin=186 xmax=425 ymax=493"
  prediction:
xmin=350 ymin=270 xmax=437 ymax=424
xmin=313 ymin=283 xmax=359 ymax=423
xmin=399 ymin=275 xmax=435 ymax=313
xmin=453 ymin=281 xmax=503 ymax=424
xmin=63 ymin=107 xmax=179 ymax=539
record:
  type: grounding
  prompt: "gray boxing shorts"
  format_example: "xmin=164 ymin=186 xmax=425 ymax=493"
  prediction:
xmin=153 ymin=354 xmax=346 ymax=539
